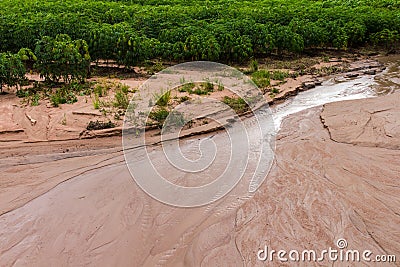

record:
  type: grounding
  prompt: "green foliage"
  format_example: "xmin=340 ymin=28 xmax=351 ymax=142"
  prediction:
xmin=252 ymin=70 xmax=270 ymax=79
xmin=217 ymin=81 xmax=224 ymax=91
xmin=345 ymin=21 xmax=367 ymax=47
xmin=371 ymin=29 xmax=399 ymax=49
xmin=269 ymin=87 xmax=280 ymax=97
xmin=185 ymin=33 xmax=220 ymax=61
xmin=17 ymin=48 xmax=37 ymax=62
xmin=0 ymin=0 xmax=399 ymax=66
xmin=114 ymin=88 xmax=129 ymax=109
xmin=178 ymin=83 xmax=195 ymax=93
xmin=271 ymin=71 xmax=289 ymax=81
xmin=148 ymin=108 xmax=170 ymax=128
xmin=251 ymin=69 xmax=289 ymax=88
xmin=94 ymin=84 xmax=106 ymax=97
xmin=203 ymin=80 xmax=214 ymax=91
xmin=92 ymin=79 xmax=125 ymax=97
xmin=249 ymin=59 xmax=259 ymax=73
xmin=178 ymin=82 xmax=214 ymax=95
xmin=93 ymin=94 xmax=100 ymax=109
xmin=190 ymin=87 xmax=212 ymax=95
xmin=30 ymin=93 xmax=40 ymax=106
xmin=0 ymin=52 xmax=26 ymax=92
xmin=34 ymin=34 xmax=90 ymax=83
xmin=148 ymin=108 xmax=186 ymax=129
xmin=222 ymin=96 xmax=250 ymax=114
xmin=251 ymin=70 xmax=271 ymax=88
xmin=271 ymin=88 xmax=280 ymax=94
xmin=146 ymin=60 xmax=164 ymax=75
xmin=50 ymin=87 xmax=78 ymax=107
xmin=154 ymin=90 xmax=171 ymax=107
xmin=275 ymin=26 xmax=305 ymax=53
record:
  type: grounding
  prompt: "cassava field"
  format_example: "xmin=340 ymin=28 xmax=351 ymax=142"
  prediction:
xmin=1 ymin=0 xmax=399 ymax=67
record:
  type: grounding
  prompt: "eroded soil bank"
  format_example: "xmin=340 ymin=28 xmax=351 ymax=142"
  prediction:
xmin=0 ymin=54 xmax=385 ymax=143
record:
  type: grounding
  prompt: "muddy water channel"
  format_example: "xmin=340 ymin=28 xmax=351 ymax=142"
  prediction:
xmin=272 ymin=56 xmax=400 ymax=129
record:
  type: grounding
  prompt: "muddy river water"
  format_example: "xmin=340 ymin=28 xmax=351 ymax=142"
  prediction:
xmin=273 ymin=56 xmax=400 ymax=128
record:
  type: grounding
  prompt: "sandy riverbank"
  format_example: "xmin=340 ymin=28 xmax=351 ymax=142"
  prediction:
xmin=0 ymin=55 xmax=385 ymax=144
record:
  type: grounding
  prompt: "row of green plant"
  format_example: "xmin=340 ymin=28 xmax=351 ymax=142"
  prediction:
xmin=0 ymin=0 xmax=399 ymax=66
xmin=1 ymin=34 xmax=90 ymax=92
xmin=0 ymin=49 xmax=36 ymax=93
xmin=34 ymin=34 xmax=90 ymax=83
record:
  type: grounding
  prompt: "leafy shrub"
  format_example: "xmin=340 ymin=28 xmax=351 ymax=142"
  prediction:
xmin=371 ymin=29 xmax=399 ymax=49
xmin=94 ymin=84 xmax=106 ymax=97
xmin=271 ymin=71 xmax=289 ymax=81
xmin=251 ymin=70 xmax=271 ymax=88
xmin=154 ymin=90 xmax=171 ymax=107
xmin=50 ymin=88 xmax=78 ymax=107
xmin=92 ymin=94 xmax=100 ymax=109
xmin=30 ymin=93 xmax=40 ymax=106
xmin=16 ymin=83 xmax=41 ymax=98
xmin=0 ymin=52 xmax=26 ymax=92
xmin=203 ymin=80 xmax=214 ymax=91
xmin=1 ymin=0 xmax=400 ymax=64
xmin=178 ymin=82 xmax=214 ymax=95
xmin=191 ymin=87 xmax=212 ymax=95
xmin=148 ymin=108 xmax=170 ymax=128
xmin=17 ymin=48 xmax=37 ymax=66
xmin=145 ymin=60 xmax=164 ymax=75
xmin=114 ymin=88 xmax=129 ymax=109
xmin=222 ymin=96 xmax=250 ymax=114
xmin=252 ymin=70 xmax=270 ymax=79
xmin=34 ymin=34 xmax=90 ymax=84
xmin=249 ymin=59 xmax=259 ymax=73
xmin=93 ymin=79 xmax=120 ymax=96
xmin=148 ymin=109 xmax=186 ymax=129
xmin=178 ymin=83 xmax=195 ymax=93
xmin=271 ymin=88 xmax=280 ymax=94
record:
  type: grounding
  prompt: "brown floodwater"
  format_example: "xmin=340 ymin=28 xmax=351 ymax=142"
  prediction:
xmin=374 ymin=55 xmax=400 ymax=95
